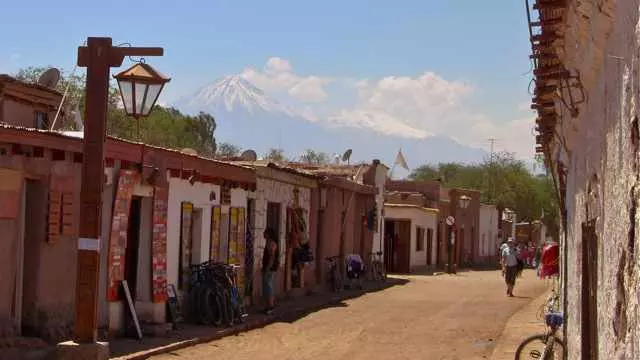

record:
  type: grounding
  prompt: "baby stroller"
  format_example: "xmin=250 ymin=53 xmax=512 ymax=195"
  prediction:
xmin=345 ymin=254 xmax=365 ymax=290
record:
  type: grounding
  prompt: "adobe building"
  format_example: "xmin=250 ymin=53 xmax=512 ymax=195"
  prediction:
xmin=528 ymin=0 xmax=638 ymax=357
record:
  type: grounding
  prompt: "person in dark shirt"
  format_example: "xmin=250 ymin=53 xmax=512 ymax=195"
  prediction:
xmin=261 ymin=227 xmax=279 ymax=314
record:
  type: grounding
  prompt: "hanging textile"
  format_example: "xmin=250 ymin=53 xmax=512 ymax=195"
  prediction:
xmin=179 ymin=202 xmax=193 ymax=290
xmin=151 ymin=187 xmax=168 ymax=302
xmin=237 ymin=207 xmax=246 ymax=292
xmin=210 ymin=206 xmax=221 ymax=261
xmin=228 ymin=207 xmax=239 ymax=264
xmin=107 ymin=169 xmax=139 ymax=301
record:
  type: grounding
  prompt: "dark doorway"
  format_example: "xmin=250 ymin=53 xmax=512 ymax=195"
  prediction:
xmin=266 ymin=202 xmax=281 ymax=239
xmin=124 ymin=196 xmax=142 ymax=300
xmin=581 ymin=220 xmax=598 ymax=359
xmin=384 ymin=220 xmax=395 ymax=272
xmin=21 ymin=180 xmax=44 ymax=336
xmin=426 ymin=228 xmax=433 ymax=266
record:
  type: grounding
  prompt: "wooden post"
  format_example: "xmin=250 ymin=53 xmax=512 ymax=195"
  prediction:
xmin=74 ymin=37 xmax=163 ymax=343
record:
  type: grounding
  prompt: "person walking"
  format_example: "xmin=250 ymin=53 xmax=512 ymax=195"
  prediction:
xmin=261 ymin=227 xmax=280 ymax=315
xmin=501 ymin=238 xmax=519 ymax=297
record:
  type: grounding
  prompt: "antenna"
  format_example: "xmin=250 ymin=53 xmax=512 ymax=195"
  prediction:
xmin=37 ymin=68 xmax=61 ymax=88
xmin=341 ymin=148 xmax=353 ymax=164
xmin=240 ymin=149 xmax=258 ymax=161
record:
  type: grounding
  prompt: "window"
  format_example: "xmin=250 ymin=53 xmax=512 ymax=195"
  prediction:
xmin=416 ymin=227 xmax=425 ymax=251
xmin=35 ymin=111 xmax=49 ymax=130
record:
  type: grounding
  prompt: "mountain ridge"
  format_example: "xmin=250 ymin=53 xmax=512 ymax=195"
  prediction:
xmin=173 ymin=76 xmax=489 ymax=168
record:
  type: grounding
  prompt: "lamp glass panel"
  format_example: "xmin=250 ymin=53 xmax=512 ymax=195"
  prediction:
xmin=117 ymin=80 xmax=134 ymax=114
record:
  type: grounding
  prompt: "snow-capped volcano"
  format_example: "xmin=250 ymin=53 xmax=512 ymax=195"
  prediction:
xmin=179 ymin=75 xmax=297 ymax=117
xmin=173 ymin=76 xmax=488 ymax=166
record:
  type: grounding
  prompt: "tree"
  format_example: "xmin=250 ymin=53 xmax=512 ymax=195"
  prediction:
xmin=410 ymin=151 xmax=559 ymax=238
xmin=299 ymin=149 xmax=330 ymax=165
xmin=265 ymin=148 xmax=286 ymax=162
xmin=216 ymin=143 xmax=241 ymax=158
xmin=14 ymin=66 xmax=119 ymax=130
xmin=14 ymin=66 xmax=218 ymax=157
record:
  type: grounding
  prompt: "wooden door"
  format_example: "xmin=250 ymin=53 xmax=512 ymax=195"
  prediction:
xmin=396 ymin=220 xmax=411 ymax=273
xmin=581 ymin=220 xmax=598 ymax=359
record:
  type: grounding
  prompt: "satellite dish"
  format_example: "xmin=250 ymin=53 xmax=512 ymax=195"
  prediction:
xmin=333 ymin=154 xmax=341 ymax=165
xmin=240 ymin=149 xmax=257 ymax=161
xmin=181 ymin=148 xmax=198 ymax=156
xmin=342 ymin=149 xmax=353 ymax=164
xmin=37 ymin=68 xmax=61 ymax=88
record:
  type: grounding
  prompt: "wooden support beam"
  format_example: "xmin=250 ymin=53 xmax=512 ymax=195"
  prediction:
xmin=530 ymin=18 xmax=563 ymax=27
xmin=531 ymin=33 xmax=560 ymax=42
xmin=533 ymin=1 xmax=567 ymax=10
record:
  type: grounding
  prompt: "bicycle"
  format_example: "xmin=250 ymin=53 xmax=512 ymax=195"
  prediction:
xmin=367 ymin=251 xmax=387 ymax=282
xmin=515 ymin=311 xmax=565 ymax=359
xmin=325 ymin=256 xmax=343 ymax=292
xmin=187 ymin=261 xmax=247 ymax=327
xmin=226 ymin=264 xmax=248 ymax=323
xmin=536 ymin=289 xmax=560 ymax=321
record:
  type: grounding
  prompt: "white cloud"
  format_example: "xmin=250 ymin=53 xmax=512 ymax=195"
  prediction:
xmin=237 ymin=57 xmax=537 ymax=159
xmin=240 ymin=57 xmax=332 ymax=102
xmin=330 ymin=72 xmax=536 ymax=159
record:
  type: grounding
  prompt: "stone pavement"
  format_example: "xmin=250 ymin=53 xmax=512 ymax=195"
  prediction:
xmin=490 ymin=282 xmax=553 ymax=360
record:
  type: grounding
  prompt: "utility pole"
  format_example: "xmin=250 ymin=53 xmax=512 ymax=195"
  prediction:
xmin=488 ymin=138 xmax=497 ymax=204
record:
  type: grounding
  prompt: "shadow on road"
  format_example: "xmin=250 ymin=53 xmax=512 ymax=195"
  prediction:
xmin=109 ymin=278 xmax=409 ymax=359
xmin=276 ymin=277 xmax=409 ymax=324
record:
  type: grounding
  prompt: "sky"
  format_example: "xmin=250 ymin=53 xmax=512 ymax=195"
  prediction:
xmin=0 ymin=0 xmax=537 ymax=160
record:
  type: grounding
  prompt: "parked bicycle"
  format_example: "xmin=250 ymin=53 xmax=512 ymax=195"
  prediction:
xmin=325 ymin=256 xmax=343 ymax=292
xmin=366 ymin=251 xmax=387 ymax=282
xmin=515 ymin=311 xmax=565 ymax=359
xmin=536 ymin=288 xmax=560 ymax=321
xmin=187 ymin=261 xmax=247 ymax=327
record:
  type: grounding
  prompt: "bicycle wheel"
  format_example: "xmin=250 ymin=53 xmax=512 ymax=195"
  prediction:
xmin=201 ymin=287 xmax=219 ymax=325
xmin=515 ymin=334 xmax=565 ymax=360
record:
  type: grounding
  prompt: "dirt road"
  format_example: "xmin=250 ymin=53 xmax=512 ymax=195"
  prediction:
xmin=149 ymin=270 xmax=547 ymax=360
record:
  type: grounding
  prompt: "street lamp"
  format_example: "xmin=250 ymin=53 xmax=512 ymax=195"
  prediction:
xmin=503 ymin=208 xmax=515 ymax=222
xmin=64 ymin=37 xmax=165 ymax=359
xmin=114 ymin=62 xmax=171 ymax=119
xmin=458 ymin=195 xmax=471 ymax=209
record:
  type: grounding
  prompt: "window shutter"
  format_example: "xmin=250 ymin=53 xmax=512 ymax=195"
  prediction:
xmin=61 ymin=192 xmax=74 ymax=236
xmin=48 ymin=190 xmax=62 ymax=244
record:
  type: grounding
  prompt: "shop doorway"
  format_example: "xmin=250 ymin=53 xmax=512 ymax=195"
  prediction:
xmin=384 ymin=219 xmax=411 ymax=273
xmin=19 ymin=180 xmax=43 ymax=336
xmin=124 ymin=196 xmax=142 ymax=300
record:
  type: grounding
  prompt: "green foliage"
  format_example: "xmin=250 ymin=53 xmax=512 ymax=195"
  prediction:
xmin=216 ymin=142 xmax=242 ymax=158
xmin=265 ymin=148 xmax=286 ymax=162
xmin=299 ymin=149 xmax=330 ymax=165
xmin=14 ymin=66 xmax=217 ymax=157
xmin=410 ymin=151 xmax=559 ymax=237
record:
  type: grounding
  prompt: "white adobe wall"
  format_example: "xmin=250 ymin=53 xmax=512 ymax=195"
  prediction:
xmin=166 ymin=177 xmax=248 ymax=289
xmin=384 ymin=206 xmax=438 ymax=268
xmin=167 ymin=177 xmax=220 ymax=289
xmin=251 ymin=177 xmax=311 ymax=271
xmin=478 ymin=204 xmax=499 ymax=258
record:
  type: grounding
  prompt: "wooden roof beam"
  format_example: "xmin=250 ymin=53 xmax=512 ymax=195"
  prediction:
xmin=530 ymin=18 xmax=563 ymax=27
xmin=533 ymin=1 xmax=567 ymax=10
